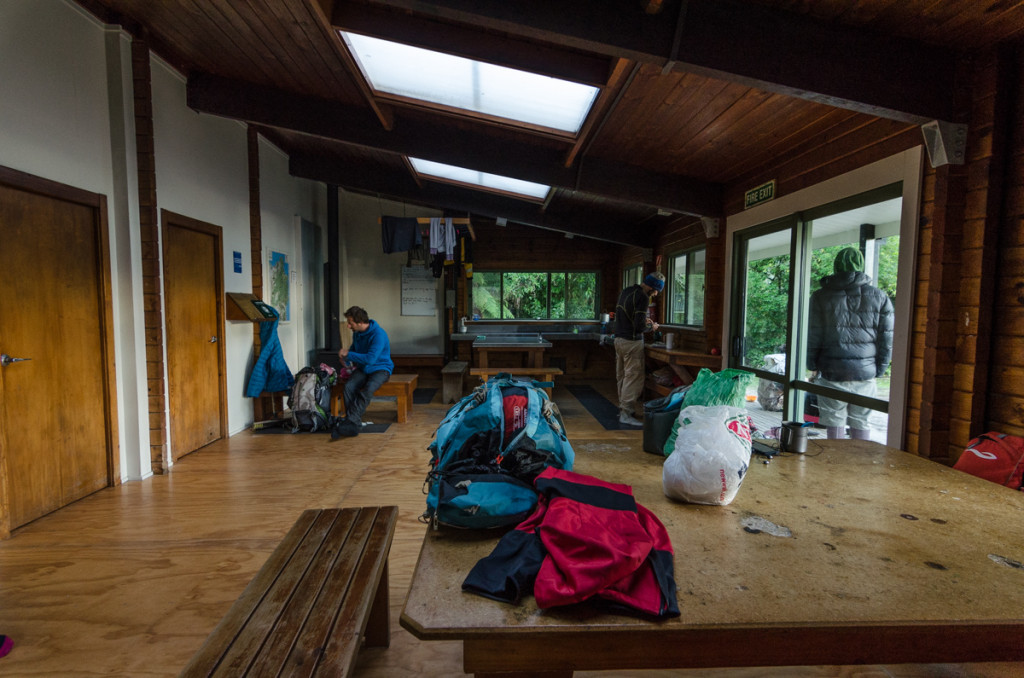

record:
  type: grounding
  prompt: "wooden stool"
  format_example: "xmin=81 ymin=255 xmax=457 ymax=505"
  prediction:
xmin=442 ymin=360 xmax=469 ymax=403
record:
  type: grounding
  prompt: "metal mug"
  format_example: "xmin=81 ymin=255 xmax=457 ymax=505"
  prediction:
xmin=779 ymin=421 xmax=808 ymax=454
xmin=664 ymin=333 xmax=675 ymax=350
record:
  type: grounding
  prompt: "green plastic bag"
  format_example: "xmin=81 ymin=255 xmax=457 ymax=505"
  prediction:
xmin=662 ymin=369 xmax=755 ymax=455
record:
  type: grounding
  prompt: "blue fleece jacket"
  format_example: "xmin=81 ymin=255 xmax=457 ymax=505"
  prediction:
xmin=348 ymin=319 xmax=394 ymax=375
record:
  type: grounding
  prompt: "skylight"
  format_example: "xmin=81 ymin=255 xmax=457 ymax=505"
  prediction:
xmin=409 ymin=158 xmax=550 ymax=201
xmin=340 ymin=32 xmax=599 ymax=134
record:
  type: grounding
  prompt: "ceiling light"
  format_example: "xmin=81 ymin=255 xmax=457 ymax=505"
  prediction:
xmin=341 ymin=32 xmax=599 ymax=134
xmin=409 ymin=158 xmax=550 ymax=201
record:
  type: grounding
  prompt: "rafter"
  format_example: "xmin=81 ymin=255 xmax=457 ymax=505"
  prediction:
xmin=187 ymin=73 xmax=722 ymax=216
xmin=344 ymin=0 xmax=956 ymax=124
xmin=288 ymin=150 xmax=658 ymax=248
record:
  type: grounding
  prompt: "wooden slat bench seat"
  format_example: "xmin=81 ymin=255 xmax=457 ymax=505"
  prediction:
xmin=441 ymin=360 xmax=469 ymax=404
xmin=180 ymin=506 xmax=399 ymax=678
xmin=330 ymin=374 xmax=419 ymax=423
xmin=469 ymin=367 xmax=563 ymax=398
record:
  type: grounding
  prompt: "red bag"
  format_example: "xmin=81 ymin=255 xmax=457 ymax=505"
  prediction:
xmin=953 ymin=432 xmax=1024 ymax=490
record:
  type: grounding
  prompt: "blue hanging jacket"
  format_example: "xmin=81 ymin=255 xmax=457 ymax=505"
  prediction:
xmin=245 ymin=310 xmax=294 ymax=397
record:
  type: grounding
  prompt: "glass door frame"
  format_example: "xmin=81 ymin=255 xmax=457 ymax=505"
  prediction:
xmin=722 ymin=148 xmax=924 ymax=448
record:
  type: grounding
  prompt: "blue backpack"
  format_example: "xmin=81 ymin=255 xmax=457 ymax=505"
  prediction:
xmin=423 ymin=374 xmax=575 ymax=529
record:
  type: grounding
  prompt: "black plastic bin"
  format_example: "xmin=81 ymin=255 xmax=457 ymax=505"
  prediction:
xmin=642 ymin=385 xmax=690 ymax=456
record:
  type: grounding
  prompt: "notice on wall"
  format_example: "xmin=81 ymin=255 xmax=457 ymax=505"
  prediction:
xmin=401 ymin=266 xmax=437 ymax=316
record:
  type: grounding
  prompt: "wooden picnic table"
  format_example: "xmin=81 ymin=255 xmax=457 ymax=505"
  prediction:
xmin=400 ymin=439 xmax=1024 ymax=676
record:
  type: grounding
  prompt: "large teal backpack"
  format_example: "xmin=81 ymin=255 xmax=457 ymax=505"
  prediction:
xmin=423 ymin=374 xmax=574 ymax=529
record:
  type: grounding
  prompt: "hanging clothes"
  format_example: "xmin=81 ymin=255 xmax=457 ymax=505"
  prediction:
xmin=244 ymin=309 xmax=294 ymax=397
xmin=381 ymin=215 xmax=422 ymax=254
xmin=428 ymin=217 xmax=456 ymax=260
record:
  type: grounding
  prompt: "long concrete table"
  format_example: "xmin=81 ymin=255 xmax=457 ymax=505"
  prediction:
xmin=400 ymin=439 xmax=1024 ymax=676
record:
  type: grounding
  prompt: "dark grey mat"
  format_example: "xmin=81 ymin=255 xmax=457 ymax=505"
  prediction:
xmin=566 ymin=384 xmax=640 ymax=431
xmin=252 ymin=421 xmax=391 ymax=434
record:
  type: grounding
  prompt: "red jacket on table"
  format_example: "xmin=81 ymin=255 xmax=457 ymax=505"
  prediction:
xmin=463 ymin=467 xmax=680 ymax=618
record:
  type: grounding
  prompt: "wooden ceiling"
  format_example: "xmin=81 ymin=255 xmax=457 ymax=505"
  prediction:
xmin=74 ymin=0 xmax=1024 ymax=248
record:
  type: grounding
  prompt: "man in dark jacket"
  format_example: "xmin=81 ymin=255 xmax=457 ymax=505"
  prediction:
xmin=614 ymin=271 xmax=663 ymax=427
xmin=807 ymin=247 xmax=894 ymax=440
xmin=337 ymin=306 xmax=393 ymax=432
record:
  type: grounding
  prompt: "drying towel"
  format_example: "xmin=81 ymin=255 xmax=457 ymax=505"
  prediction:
xmin=244 ymin=309 xmax=294 ymax=397
xmin=381 ymin=216 xmax=422 ymax=254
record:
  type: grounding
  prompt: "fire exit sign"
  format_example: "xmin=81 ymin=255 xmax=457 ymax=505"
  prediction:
xmin=744 ymin=180 xmax=776 ymax=209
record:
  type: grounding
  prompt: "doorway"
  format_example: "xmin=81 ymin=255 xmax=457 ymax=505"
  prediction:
xmin=0 ymin=167 xmax=117 ymax=537
xmin=162 ymin=211 xmax=227 ymax=461
xmin=730 ymin=185 xmax=904 ymax=445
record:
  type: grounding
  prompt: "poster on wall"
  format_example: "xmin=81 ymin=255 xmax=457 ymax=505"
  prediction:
xmin=401 ymin=266 xmax=437 ymax=316
xmin=268 ymin=250 xmax=290 ymax=322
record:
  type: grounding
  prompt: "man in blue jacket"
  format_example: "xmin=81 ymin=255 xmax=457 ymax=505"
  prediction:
xmin=337 ymin=306 xmax=393 ymax=431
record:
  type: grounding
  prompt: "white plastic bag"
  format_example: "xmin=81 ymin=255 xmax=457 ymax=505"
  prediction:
xmin=662 ymin=405 xmax=752 ymax=505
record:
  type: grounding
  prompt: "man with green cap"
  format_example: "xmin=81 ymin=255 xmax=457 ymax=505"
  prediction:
xmin=807 ymin=247 xmax=894 ymax=440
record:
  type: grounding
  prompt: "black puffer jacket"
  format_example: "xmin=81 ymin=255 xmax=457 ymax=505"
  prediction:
xmin=807 ymin=272 xmax=894 ymax=381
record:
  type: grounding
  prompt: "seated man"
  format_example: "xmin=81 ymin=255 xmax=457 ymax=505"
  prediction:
xmin=336 ymin=306 xmax=393 ymax=434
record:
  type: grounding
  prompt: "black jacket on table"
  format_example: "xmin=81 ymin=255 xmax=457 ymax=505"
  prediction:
xmin=807 ymin=271 xmax=894 ymax=382
xmin=614 ymin=284 xmax=651 ymax=340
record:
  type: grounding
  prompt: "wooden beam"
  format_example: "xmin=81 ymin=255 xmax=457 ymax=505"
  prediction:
xmin=362 ymin=0 xmax=956 ymax=124
xmin=291 ymin=152 xmax=656 ymax=248
xmin=188 ymin=73 xmax=722 ymax=217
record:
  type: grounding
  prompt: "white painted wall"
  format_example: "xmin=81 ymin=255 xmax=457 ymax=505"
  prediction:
xmin=0 ymin=0 xmax=326 ymax=478
xmin=0 ymin=0 xmax=151 ymax=480
xmin=338 ymin=191 xmax=446 ymax=354
xmin=150 ymin=59 xmax=325 ymax=442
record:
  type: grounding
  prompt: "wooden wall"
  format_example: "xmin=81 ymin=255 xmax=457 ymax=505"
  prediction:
xmin=911 ymin=44 xmax=1024 ymax=462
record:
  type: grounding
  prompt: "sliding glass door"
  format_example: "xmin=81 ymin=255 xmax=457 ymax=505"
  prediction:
xmin=731 ymin=184 xmax=903 ymax=442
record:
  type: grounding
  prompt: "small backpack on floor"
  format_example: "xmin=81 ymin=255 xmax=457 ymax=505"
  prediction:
xmin=288 ymin=364 xmax=336 ymax=433
xmin=423 ymin=374 xmax=575 ymax=529
xmin=954 ymin=432 xmax=1024 ymax=490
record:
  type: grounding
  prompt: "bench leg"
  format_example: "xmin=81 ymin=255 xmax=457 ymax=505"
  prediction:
xmin=364 ymin=560 xmax=391 ymax=648
xmin=395 ymin=394 xmax=409 ymax=423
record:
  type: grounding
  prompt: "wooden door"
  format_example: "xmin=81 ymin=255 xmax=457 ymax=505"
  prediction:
xmin=162 ymin=212 xmax=226 ymax=460
xmin=0 ymin=170 xmax=115 ymax=535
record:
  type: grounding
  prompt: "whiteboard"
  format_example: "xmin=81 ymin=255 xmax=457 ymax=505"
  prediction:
xmin=401 ymin=266 xmax=437 ymax=316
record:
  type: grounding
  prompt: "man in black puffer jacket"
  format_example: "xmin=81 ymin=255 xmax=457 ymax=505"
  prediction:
xmin=807 ymin=247 xmax=894 ymax=440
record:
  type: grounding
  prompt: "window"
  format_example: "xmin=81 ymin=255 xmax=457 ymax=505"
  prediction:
xmin=730 ymin=184 xmax=904 ymax=443
xmin=666 ymin=247 xmax=705 ymax=326
xmin=623 ymin=264 xmax=642 ymax=289
xmin=340 ymin=32 xmax=599 ymax=134
xmin=408 ymin=157 xmax=550 ymax=201
xmin=472 ymin=271 xmax=598 ymax=319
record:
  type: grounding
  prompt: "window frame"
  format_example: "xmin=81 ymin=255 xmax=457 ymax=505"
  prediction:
xmin=724 ymin=146 xmax=924 ymax=449
xmin=622 ymin=264 xmax=642 ymax=289
xmin=471 ymin=269 xmax=600 ymax=320
xmin=665 ymin=245 xmax=706 ymax=328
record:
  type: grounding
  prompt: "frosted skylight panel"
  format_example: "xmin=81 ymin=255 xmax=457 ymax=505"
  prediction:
xmin=341 ymin=32 xmax=599 ymax=134
xmin=409 ymin=158 xmax=550 ymax=201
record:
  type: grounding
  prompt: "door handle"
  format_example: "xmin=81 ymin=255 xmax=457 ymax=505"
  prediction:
xmin=1 ymin=353 xmax=31 ymax=367
xmin=209 ymin=336 xmax=218 ymax=343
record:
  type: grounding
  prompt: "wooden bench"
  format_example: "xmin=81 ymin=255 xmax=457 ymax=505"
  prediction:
xmin=330 ymin=374 xmax=419 ymax=423
xmin=181 ymin=506 xmax=399 ymax=678
xmin=469 ymin=367 xmax=563 ymax=398
xmin=441 ymin=360 xmax=469 ymax=404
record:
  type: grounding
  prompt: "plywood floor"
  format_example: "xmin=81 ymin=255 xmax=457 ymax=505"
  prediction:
xmin=0 ymin=378 xmax=1020 ymax=677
